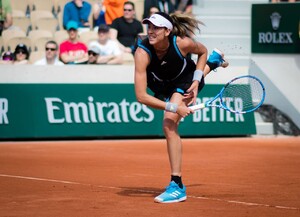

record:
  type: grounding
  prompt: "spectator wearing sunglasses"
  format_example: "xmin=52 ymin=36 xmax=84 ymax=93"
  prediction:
xmin=110 ymin=1 xmax=143 ymax=54
xmin=34 ymin=41 xmax=64 ymax=65
xmin=0 ymin=51 xmax=14 ymax=64
xmin=13 ymin=43 xmax=30 ymax=65
xmin=87 ymin=45 xmax=100 ymax=64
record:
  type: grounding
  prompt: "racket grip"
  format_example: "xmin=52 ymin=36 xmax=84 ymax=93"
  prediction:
xmin=189 ymin=103 xmax=206 ymax=111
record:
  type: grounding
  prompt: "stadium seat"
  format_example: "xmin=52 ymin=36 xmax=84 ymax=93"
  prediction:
xmin=28 ymin=30 xmax=53 ymax=51
xmin=6 ymin=37 xmax=32 ymax=52
xmin=29 ymin=51 xmax=45 ymax=64
xmin=31 ymin=0 xmax=55 ymax=14
xmin=56 ymin=11 xmax=64 ymax=31
xmin=0 ymin=38 xmax=4 ymax=53
xmin=30 ymin=10 xmax=55 ymax=30
xmin=34 ymin=37 xmax=55 ymax=52
xmin=11 ymin=0 xmax=30 ymax=16
xmin=35 ymin=18 xmax=59 ymax=34
xmin=54 ymin=30 xmax=69 ymax=45
xmin=12 ymin=9 xmax=26 ymax=18
xmin=55 ymin=0 xmax=71 ymax=15
xmin=132 ymin=0 xmax=144 ymax=21
xmin=2 ymin=29 xmax=27 ymax=51
xmin=13 ymin=17 xmax=31 ymax=35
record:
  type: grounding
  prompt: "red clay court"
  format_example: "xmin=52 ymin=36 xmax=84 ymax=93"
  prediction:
xmin=0 ymin=137 xmax=299 ymax=217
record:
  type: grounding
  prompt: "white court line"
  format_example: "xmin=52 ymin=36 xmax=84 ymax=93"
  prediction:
xmin=0 ymin=174 xmax=299 ymax=211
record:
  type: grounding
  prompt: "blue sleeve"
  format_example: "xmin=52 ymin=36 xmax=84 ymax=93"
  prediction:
xmin=81 ymin=2 xmax=91 ymax=23
xmin=63 ymin=3 xmax=71 ymax=29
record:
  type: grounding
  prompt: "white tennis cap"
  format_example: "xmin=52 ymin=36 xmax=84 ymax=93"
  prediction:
xmin=142 ymin=13 xmax=173 ymax=30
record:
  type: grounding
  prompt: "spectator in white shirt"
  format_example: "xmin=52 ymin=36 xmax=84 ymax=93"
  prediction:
xmin=89 ymin=24 xmax=123 ymax=64
xmin=34 ymin=41 xmax=64 ymax=65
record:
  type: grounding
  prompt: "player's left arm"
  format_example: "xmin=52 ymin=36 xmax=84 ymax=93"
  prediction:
xmin=176 ymin=36 xmax=208 ymax=105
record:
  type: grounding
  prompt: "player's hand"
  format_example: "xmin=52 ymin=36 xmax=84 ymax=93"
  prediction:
xmin=177 ymin=105 xmax=194 ymax=118
xmin=185 ymin=81 xmax=199 ymax=106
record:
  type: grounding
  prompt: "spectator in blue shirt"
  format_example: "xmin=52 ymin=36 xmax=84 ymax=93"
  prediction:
xmin=63 ymin=0 xmax=92 ymax=31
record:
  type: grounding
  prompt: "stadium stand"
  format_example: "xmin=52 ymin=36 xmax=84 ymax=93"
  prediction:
xmin=10 ymin=0 xmax=30 ymax=16
xmin=29 ymin=50 xmax=45 ymax=64
xmin=54 ymin=30 xmax=69 ymax=45
xmin=35 ymin=17 xmax=59 ymax=34
xmin=30 ymin=10 xmax=55 ymax=30
xmin=6 ymin=37 xmax=32 ymax=52
xmin=12 ymin=17 xmax=31 ymax=35
xmin=1 ymin=29 xmax=27 ymax=51
xmin=12 ymin=9 xmax=26 ymax=18
xmin=0 ymin=0 xmax=141 ymax=64
xmin=78 ymin=30 xmax=98 ymax=45
xmin=31 ymin=0 xmax=55 ymax=15
xmin=28 ymin=30 xmax=54 ymax=51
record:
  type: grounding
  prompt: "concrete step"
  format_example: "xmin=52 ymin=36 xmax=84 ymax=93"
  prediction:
xmin=196 ymin=34 xmax=251 ymax=56
xmin=193 ymin=0 xmax=269 ymax=16
xmin=197 ymin=15 xmax=251 ymax=35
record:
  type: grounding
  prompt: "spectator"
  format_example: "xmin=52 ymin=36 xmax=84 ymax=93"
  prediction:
xmin=0 ymin=51 xmax=14 ymax=64
xmin=103 ymin=0 xmax=126 ymax=25
xmin=175 ymin=0 xmax=193 ymax=15
xmin=143 ymin=0 xmax=175 ymax=19
xmin=110 ymin=1 xmax=143 ymax=54
xmin=0 ymin=0 xmax=13 ymax=36
xmin=13 ymin=44 xmax=30 ymax=65
xmin=34 ymin=41 xmax=64 ymax=65
xmin=93 ymin=0 xmax=106 ymax=30
xmin=89 ymin=24 xmax=123 ymax=64
xmin=87 ymin=45 xmax=100 ymax=64
xmin=149 ymin=6 xmax=159 ymax=16
xmin=63 ymin=0 xmax=92 ymax=32
xmin=59 ymin=21 xmax=89 ymax=64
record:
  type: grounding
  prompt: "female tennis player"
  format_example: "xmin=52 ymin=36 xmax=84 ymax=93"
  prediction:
xmin=134 ymin=12 xmax=227 ymax=203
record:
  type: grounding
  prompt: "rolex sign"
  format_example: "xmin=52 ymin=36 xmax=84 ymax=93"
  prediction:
xmin=251 ymin=3 xmax=300 ymax=53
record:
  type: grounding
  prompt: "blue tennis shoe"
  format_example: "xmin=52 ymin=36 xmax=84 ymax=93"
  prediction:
xmin=207 ymin=48 xmax=229 ymax=69
xmin=154 ymin=181 xmax=187 ymax=203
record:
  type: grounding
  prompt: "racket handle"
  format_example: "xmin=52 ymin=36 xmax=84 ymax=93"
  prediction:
xmin=189 ymin=103 xmax=206 ymax=111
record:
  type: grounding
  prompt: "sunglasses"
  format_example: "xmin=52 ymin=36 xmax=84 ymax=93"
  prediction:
xmin=124 ymin=9 xmax=133 ymax=12
xmin=45 ymin=47 xmax=56 ymax=51
xmin=88 ymin=51 xmax=98 ymax=56
xmin=16 ymin=50 xmax=26 ymax=54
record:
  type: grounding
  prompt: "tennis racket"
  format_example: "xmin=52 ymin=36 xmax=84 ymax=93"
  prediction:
xmin=189 ymin=75 xmax=266 ymax=114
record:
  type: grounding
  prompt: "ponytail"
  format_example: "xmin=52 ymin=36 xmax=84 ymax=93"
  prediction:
xmin=170 ymin=13 xmax=204 ymax=38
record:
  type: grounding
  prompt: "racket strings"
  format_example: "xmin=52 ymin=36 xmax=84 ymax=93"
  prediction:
xmin=221 ymin=77 xmax=264 ymax=112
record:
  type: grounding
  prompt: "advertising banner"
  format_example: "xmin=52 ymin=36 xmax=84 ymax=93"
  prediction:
xmin=0 ymin=84 xmax=256 ymax=139
xmin=251 ymin=3 xmax=300 ymax=53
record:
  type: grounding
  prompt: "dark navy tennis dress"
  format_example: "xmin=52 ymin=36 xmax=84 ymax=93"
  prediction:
xmin=138 ymin=35 xmax=204 ymax=100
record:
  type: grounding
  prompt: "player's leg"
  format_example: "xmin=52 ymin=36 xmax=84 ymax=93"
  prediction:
xmin=154 ymin=92 xmax=187 ymax=203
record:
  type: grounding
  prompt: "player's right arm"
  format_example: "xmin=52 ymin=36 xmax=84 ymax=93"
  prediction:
xmin=134 ymin=47 xmax=166 ymax=111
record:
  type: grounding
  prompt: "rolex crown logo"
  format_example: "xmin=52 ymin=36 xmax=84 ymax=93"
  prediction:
xmin=270 ymin=12 xmax=281 ymax=31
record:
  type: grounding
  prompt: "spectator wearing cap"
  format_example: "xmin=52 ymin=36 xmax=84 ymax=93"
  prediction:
xmin=63 ymin=0 xmax=92 ymax=32
xmin=88 ymin=24 xmax=123 ymax=64
xmin=59 ymin=21 xmax=89 ymax=64
xmin=110 ymin=1 xmax=143 ymax=54
xmin=87 ymin=45 xmax=100 ymax=64
xmin=0 ymin=51 xmax=14 ymax=64
xmin=34 ymin=41 xmax=64 ymax=65
xmin=13 ymin=44 xmax=30 ymax=65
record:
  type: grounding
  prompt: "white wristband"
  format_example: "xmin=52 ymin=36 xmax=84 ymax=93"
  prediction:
xmin=193 ymin=69 xmax=204 ymax=82
xmin=165 ymin=102 xmax=178 ymax=113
